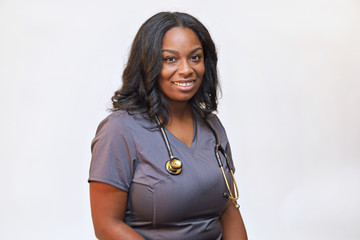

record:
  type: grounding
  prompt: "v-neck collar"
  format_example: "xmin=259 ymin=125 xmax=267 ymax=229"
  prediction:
xmin=164 ymin=111 xmax=198 ymax=151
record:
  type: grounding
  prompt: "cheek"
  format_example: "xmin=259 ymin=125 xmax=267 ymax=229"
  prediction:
xmin=197 ymin=64 xmax=205 ymax=79
xmin=160 ymin=65 xmax=176 ymax=81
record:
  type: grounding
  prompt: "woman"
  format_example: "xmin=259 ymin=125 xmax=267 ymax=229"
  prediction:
xmin=89 ymin=12 xmax=247 ymax=240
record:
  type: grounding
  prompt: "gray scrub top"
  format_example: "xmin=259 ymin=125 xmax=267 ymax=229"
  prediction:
xmin=88 ymin=110 xmax=235 ymax=240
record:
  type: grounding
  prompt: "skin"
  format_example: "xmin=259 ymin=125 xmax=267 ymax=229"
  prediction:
xmin=221 ymin=190 xmax=248 ymax=240
xmin=90 ymin=27 xmax=247 ymax=240
xmin=90 ymin=182 xmax=145 ymax=240
xmin=158 ymin=27 xmax=205 ymax=146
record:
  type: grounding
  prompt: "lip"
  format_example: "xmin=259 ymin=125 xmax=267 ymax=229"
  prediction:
xmin=171 ymin=80 xmax=196 ymax=89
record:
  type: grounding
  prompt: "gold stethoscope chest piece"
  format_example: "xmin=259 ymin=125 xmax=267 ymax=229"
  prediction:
xmin=154 ymin=108 xmax=240 ymax=209
xmin=165 ymin=157 xmax=182 ymax=175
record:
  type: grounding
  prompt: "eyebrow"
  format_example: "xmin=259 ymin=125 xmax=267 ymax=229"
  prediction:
xmin=161 ymin=47 xmax=203 ymax=54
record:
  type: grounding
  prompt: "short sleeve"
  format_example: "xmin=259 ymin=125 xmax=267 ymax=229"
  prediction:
xmin=88 ymin=115 xmax=137 ymax=192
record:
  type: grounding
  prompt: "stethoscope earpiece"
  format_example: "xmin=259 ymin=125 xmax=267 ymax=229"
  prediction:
xmin=165 ymin=157 xmax=182 ymax=175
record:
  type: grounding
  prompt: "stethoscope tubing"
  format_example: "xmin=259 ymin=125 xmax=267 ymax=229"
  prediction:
xmin=155 ymin=115 xmax=181 ymax=171
xmin=154 ymin=115 xmax=174 ymax=158
xmin=154 ymin=106 xmax=240 ymax=208
xmin=194 ymin=105 xmax=235 ymax=172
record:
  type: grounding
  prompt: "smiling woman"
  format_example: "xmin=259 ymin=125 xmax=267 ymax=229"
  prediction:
xmin=158 ymin=27 xmax=205 ymax=104
xmin=88 ymin=12 xmax=247 ymax=240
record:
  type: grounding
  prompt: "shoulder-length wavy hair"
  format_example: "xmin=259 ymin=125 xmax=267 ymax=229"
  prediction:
xmin=111 ymin=11 xmax=219 ymax=125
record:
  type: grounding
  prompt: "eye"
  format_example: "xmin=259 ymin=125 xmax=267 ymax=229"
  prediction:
xmin=163 ymin=56 xmax=177 ymax=63
xmin=190 ymin=54 xmax=202 ymax=62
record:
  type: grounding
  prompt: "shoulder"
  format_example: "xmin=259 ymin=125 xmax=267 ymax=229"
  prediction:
xmin=207 ymin=113 xmax=226 ymax=132
xmin=92 ymin=110 xmax=155 ymax=147
xmin=204 ymin=112 xmax=230 ymax=143
xmin=95 ymin=110 xmax=150 ymax=134
xmin=96 ymin=110 xmax=127 ymax=130
xmin=92 ymin=110 xmax=144 ymax=149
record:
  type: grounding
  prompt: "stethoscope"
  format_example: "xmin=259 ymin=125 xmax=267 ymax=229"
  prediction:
xmin=154 ymin=107 xmax=240 ymax=209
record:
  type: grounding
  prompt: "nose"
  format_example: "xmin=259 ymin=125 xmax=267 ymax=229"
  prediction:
xmin=178 ymin=60 xmax=193 ymax=77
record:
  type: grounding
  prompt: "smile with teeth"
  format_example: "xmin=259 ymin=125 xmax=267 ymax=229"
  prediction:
xmin=172 ymin=80 xmax=195 ymax=87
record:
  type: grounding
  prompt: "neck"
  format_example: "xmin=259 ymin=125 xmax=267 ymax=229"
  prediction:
xmin=167 ymin=100 xmax=192 ymax=125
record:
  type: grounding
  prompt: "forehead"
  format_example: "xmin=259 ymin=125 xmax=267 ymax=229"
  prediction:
xmin=161 ymin=27 xmax=202 ymax=50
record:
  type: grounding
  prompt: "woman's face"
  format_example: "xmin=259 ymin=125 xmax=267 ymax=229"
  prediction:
xmin=158 ymin=27 xmax=205 ymax=105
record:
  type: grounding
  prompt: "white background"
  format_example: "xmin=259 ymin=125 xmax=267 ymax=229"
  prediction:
xmin=1 ymin=0 xmax=359 ymax=239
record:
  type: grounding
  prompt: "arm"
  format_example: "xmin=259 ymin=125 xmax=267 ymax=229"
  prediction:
xmin=220 ymin=200 xmax=248 ymax=240
xmin=90 ymin=182 xmax=145 ymax=240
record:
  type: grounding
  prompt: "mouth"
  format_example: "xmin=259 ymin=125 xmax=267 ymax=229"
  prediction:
xmin=172 ymin=80 xmax=196 ymax=87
